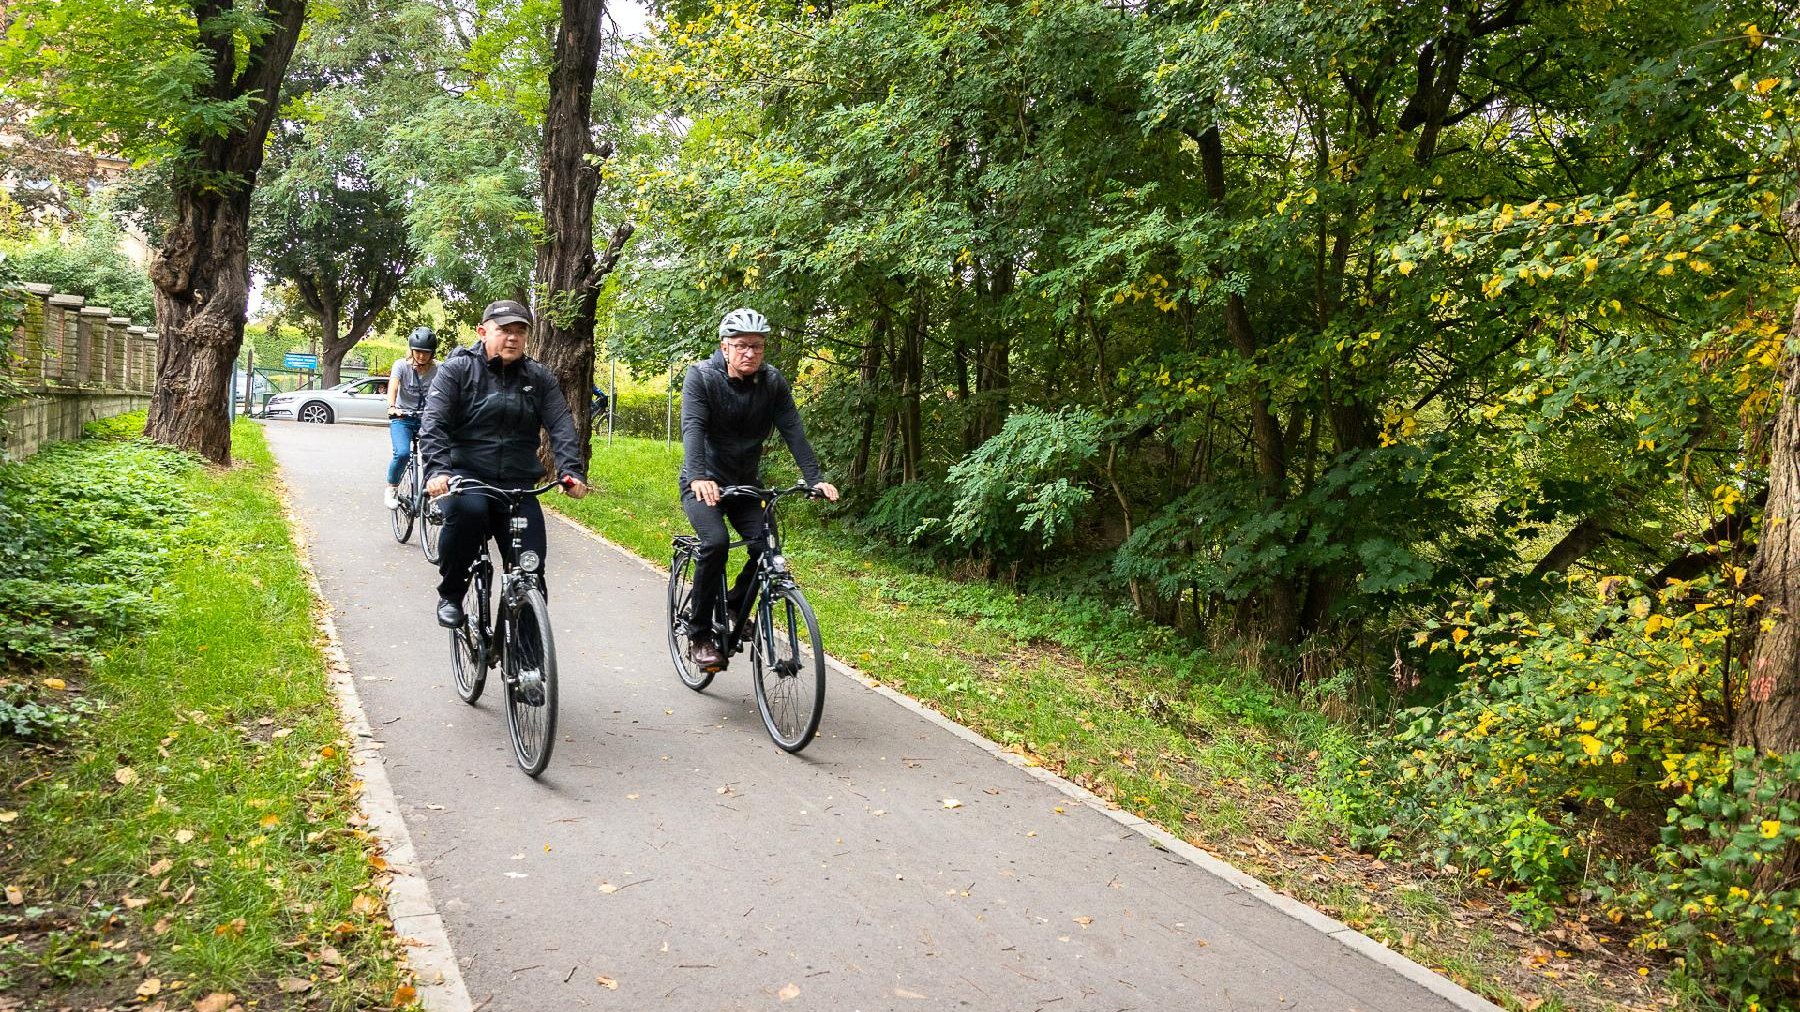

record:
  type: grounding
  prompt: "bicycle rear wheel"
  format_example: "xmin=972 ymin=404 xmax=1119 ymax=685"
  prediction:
xmin=503 ymin=583 xmax=558 ymax=776
xmin=390 ymin=460 xmax=416 ymax=544
xmin=751 ymin=584 xmax=825 ymax=752
xmin=420 ymin=494 xmax=445 ymax=563
xmin=667 ymin=544 xmax=713 ymax=691
xmin=450 ymin=566 xmax=489 ymax=704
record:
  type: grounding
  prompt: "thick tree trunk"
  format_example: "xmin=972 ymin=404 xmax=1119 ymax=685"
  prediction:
xmin=143 ymin=0 xmax=308 ymax=464
xmin=1733 ymin=199 xmax=1800 ymax=894
xmin=531 ymin=0 xmax=632 ymax=479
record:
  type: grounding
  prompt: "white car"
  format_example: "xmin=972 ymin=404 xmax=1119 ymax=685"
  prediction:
xmin=262 ymin=376 xmax=392 ymax=425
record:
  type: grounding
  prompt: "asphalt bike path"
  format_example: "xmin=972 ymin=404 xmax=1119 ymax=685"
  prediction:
xmin=264 ymin=420 xmax=1490 ymax=1012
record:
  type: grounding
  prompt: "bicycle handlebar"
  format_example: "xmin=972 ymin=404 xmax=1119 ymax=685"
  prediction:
xmin=717 ymin=481 xmax=826 ymax=501
xmin=448 ymin=475 xmax=574 ymax=500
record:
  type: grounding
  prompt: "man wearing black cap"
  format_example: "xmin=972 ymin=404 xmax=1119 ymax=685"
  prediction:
xmin=420 ymin=300 xmax=590 ymax=628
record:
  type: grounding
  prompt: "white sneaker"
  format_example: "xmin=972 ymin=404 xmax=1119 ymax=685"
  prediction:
xmin=383 ymin=486 xmax=399 ymax=510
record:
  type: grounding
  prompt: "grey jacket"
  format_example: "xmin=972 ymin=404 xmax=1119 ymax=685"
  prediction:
xmin=679 ymin=351 xmax=822 ymax=491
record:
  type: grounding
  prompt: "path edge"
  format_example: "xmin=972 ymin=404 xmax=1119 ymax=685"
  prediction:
xmin=278 ymin=468 xmax=474 ymax=1012
xmin=545 ymin=509 xmax=1505 ymax=1012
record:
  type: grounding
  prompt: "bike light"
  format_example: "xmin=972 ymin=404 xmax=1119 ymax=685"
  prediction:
xmin=510 ymin=517 xmax=529 ymax=531
xmin=519 ymin=550 xmax=541 ymax=572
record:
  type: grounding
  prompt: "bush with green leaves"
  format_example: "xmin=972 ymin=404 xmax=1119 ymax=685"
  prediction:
xmin=1323 ymin=574 xmax=1735 ymax=920
xmin=0 ymin=415 xmax=198 ymax=675
xmin=932 ymin=407 xmax=1106 ymax=562
xmin=1624 ymin=748 xmax=1800 ymax=1006
xmin=0 ymin=192 xmax=155 ymax=324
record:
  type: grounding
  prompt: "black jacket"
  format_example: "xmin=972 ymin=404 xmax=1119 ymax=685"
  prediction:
xmin=679 ymin=351 xmax=822 ymax=490
xmin=420 ymin=342 xmax=585 ymax=485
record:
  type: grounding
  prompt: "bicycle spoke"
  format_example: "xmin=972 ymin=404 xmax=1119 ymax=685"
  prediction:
xmin=752 ymin=585 xmax=825 ymax=752
xmin=504 ymin=585 xmax=558 ymax=776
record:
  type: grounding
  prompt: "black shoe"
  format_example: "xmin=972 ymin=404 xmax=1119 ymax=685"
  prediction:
xmin=690 ymin=637 xmax=724 ymax=669
xmin=437 ymin=598 xmax=464 ymax=628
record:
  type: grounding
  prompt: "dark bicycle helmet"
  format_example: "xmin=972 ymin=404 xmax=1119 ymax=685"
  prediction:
xmin=408 ymin=326 xmax=438 ymax=352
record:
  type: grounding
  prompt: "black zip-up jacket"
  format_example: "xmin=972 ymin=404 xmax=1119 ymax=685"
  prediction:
xmin=420 ymin=342 xmax=585 ymax=486
xmin=679 ymin=351 xmax=823 ymax=491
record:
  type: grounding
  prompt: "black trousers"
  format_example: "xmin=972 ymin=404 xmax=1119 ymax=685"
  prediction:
xmin=682 ymin=492 xmax=767 ymax=640
xmin=436 ymin=489 xmax=548 ymax=602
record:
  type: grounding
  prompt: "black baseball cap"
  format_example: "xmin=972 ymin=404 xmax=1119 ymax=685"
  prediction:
xmin=481 ymin=299 xmax=532 ymax=328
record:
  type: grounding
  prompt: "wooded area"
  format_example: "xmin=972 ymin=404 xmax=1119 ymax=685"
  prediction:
xmin=3 ymin=0 xmax=1799 ymax=1003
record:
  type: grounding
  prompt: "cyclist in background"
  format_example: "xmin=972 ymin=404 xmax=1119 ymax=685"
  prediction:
xmin=421 ymin=300 xmax=589 ymax=628
xmin=679 ymin=307 xmax=838 ymax=668
xmin=384 ymin=326 xmax=440 ymax=510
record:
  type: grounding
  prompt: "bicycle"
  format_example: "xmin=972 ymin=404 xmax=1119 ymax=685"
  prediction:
xmin=446 ymin=476 xmax=571 ymax=776
xmin=667 ymin=482 xmax=828 ymax=753
xmin=387 ymin=418 xmax=446 ymax=563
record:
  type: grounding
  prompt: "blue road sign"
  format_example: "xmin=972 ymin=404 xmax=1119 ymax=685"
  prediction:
xmin=284 ymin=353 xmax=319 ymax=370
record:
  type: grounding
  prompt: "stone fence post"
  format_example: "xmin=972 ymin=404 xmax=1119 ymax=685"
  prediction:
xmin=10 ymin=283 xmax=52 ymax=386
xmin=77 ymin=305 xmax=111 ymax=387
xmin=106 ymin=315 xmax=130 ymax=389
xmin=45 ymin=293 xmax=84 ymax=386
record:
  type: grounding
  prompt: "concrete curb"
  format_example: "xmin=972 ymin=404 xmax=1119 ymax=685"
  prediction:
xmin=545 ymin=508 xmax=1506 ymax=1012
xmin=279 ymin=480 xmax=474 ymax=1012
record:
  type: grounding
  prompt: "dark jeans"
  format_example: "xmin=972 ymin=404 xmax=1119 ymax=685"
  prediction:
xmin=682 ymin=492 xmax=767 ymax=641
xmin=436 ymin=486 xmax=547 ymax=603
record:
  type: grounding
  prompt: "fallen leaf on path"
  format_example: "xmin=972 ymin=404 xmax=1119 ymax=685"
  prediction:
xmin=278 ymin=977 xmax=312 ymax=993
xmin=3 ymin=886 xmax=21 ymax=905
xmin=1073 ymin=916 xmax=1092 ymax=927
xmin=115 ymin=767 xmax=139 ymax=785
xmin=894 ymin=988 xmax=928 ymax=999
xmin=194 ymin=993 xmax=236 ymax=1012
xmin=42 ymin=678 xmax=66 ymax=691
xmin=148 ymin=858 xmax=173 ymax=876
xmin=392 ymin=983 xmax=417 ymax=1006
xmin=214 ymin=918 xmax=246 ymax=936
xmin=351 ymin=894 xmax=378 ymax=916
xmin=174 ymin=829 xmax=195 ymax=844
xmin=124 ymin=896 xmax=150 ymax=909
xmin=272 ymin=728 xmax=293 ymax=740
xmin=318 ymin=945 xmax=343 ymax=965
xmin=941 ymin=799 xmax=962 ymax=809
xmin=598 ymin=883 xmax=619 ymax=894
xmin=425 ymin=804 xmax=444 ymax=810
xmin=1053 ymin=806 xmax=1065 ymax=815
xmin=504 ymin=872 xmax=528 ymax=879
xmin=778 ymin=983 xmax=800 ymax=1001
xmin=259 ymin=814 xmax=280 ymax=829
xmin=625 ymin=794 xmax=638 ymax=800
xmin=0 ymin=812 xmax=15 ymax=824
xmin=136 ymin=978 xmax=162 ymax=998
xmin=596 ymin=975 xmax=619 ymax=990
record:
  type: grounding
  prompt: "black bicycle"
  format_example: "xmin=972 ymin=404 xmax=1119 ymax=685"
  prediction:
xmin=667 ymin=482 xmax=827 ymax=752
xmin=387 ymin=419 xmax=446 ymax=563
xmin=447 ymin=476 xmax=569 ymax=776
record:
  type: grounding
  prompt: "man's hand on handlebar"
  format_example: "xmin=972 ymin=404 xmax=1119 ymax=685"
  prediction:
xmin=690 ymin=479 xmax=721 ymax=506
xmin=426 ymin=474 xmax=451 ymax=497
xmin=811 ymin=481 xmax=840 ymax=502
xmin=562 ymin=475 xmax=590 ymax=500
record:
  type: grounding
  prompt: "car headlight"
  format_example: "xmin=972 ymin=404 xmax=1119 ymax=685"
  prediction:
xmin=518 ymin=550 xmax=541 ymax=572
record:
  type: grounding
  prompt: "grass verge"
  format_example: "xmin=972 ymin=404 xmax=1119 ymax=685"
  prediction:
xmin=0 ymin=416 xmax=415 ymax=1011
xmin=556 ymin=435 xmax=1681 ymax=1012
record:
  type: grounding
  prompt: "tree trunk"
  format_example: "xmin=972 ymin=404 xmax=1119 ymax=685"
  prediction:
xmin=1733 ymin=198 xmax=1800 ymax=894
xmin=531 ymin=0 xmax=632 ymax=479
xmin=897 ymin=292 xmax=926 ymax=484
xmin=144 ymin=0 xmax=309 ymax=464
xmin=849 ymin=307 xmax=887 ymax=486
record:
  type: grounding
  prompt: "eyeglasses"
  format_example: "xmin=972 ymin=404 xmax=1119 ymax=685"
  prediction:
xmin=725 ymin=340 xmax=766 ymax=355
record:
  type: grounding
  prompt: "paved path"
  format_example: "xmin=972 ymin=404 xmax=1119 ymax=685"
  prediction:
xmin=264 ymin=420 xmax=1490 ymax=1012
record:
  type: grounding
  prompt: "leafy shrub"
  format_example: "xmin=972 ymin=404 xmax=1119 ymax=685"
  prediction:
xmin=1626 ymin=748 xmax=1800 ymax=1006
xmin=859 ymin=479 xmax=957 ymax=550
xmin=0 ymin=682 xmax=102 ymax=739
xmin=1326 ymin=575 xmax=1734 ymax=919
xmin=0 ymin=192 xmax=155 ymax=324
xmin=0 ymin=416 xmax=198 ymax=673
xmin=936 ymin=407 xmax=1106 ymax=561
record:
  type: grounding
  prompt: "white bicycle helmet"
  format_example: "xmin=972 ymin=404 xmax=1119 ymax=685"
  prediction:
xmin=718 ymin=307 xmax=769 ymax=340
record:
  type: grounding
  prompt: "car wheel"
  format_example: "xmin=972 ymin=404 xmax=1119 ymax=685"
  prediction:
xmin=298 ymin=402 xmax=334 ymax=424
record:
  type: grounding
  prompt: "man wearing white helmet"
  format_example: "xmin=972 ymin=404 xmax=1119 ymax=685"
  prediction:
xmin=680 ymin=307 xmax=839 ymax=668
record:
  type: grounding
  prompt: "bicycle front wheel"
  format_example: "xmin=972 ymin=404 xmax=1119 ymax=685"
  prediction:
xmin=420 ymin=494 xmax=445 ymax=563
xmin=503 ymin=584 xmax=558 ymax=776
xmin=390 ymin=465 xmax=416 ymax=544
xmin=450 ymin=569 xmax=489 ymax=704
xmin=667 ymin=546 xmax=713 ymax=691
xmin=751 ymin=584 xmax=825 ymax=752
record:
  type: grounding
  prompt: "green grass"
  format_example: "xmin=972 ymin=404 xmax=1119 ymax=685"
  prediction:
xmin=557 ymin=435 xmax=1682 ymax=1012
xmin=0 ymin=417 xmax=412 ymax=1010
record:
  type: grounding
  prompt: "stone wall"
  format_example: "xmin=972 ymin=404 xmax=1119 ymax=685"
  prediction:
xmin=2 ymin=283 xmax=155 ymax=461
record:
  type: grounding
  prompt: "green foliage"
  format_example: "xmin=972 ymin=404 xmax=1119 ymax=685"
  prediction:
xmin=0 ymin=191 xmax=155 ymax=324
xmin=1629 ymin=749 xmax=1800 ymax=1006
xmin=0 ymin=683 xmax=102 ymax=740
xmin=937 ymin=408 xmax=1107 ymax=558
xmin=0 ymin=414 xmax=198 ymax=672
xmin=1324 ymin=575 xmax=1739 ymax=921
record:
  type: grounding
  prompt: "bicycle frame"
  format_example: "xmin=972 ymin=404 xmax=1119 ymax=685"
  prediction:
xmin=455 ymin=477 xmax=559 ymax=653
xmin=707 ymin=483 xmax=816 ymax=655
